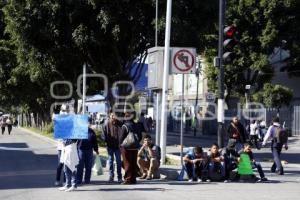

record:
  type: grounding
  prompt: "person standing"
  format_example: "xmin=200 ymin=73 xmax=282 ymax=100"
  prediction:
xmin=120 ymin=111 xmax=142 ymax=184
xmin=54 ymin=139 xmax=65 ymax=186
xmin=262 ymin=117 xmax=288 ymax=175
xmin=1 ymin=116 xmax=6 ymax=135
xmin=6 ymin=117 xmax=13 ymax=135
xmin=249 ymin=120 xmax=261 ymax=150
xmin=227 ymin=116 xmax=247 ymax=151
xmin=77 ymin=122 xmax=99 ymax=185
xmin=59 ymin=139 xmax=79 ymax=192
xmin=138 ymin=112 xmax=149 ymax=134
xmin=102 ymin=112 xmax=123 ymax=183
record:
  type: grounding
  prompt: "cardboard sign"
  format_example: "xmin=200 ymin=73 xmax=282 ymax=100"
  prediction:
xmin=54 ymin=114 xmax=88 ymax=139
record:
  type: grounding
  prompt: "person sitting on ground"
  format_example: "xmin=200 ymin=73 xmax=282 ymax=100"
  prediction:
xmin=222 ymin=140 xmax=240 ymax=182
xmin=137 ymin=134 xmax=161 ymax=180
xmin=238 ymin=143 xmax=268 ymax=182
xmin=207 ymin=143 xmax=225 ymax=182
xmin=183 ymin=146 xmax=208 ymax=182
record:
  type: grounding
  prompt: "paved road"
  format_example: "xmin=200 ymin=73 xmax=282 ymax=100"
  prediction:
xmin=0 ymin=128 xmax=300 ymax=200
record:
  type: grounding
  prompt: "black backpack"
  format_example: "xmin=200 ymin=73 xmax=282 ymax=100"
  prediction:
xmin=275 ymin=127 xmax=288 ymax=144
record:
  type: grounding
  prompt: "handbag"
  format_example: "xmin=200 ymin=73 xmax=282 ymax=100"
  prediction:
xmin=121 ymin=125 xmax=139 ymax=148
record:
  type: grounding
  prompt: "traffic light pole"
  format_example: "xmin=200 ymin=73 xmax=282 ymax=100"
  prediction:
xmin=217 ymin=0 xmax=225 ymax=148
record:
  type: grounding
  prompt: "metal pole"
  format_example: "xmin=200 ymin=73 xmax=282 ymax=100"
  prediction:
xmin=82 ymin=63 xmax=87 ymax=114
xmin=180 ymin=74 xmax=185 ymax=166
xmin=217 ymin=0 xmax=225 ymax=148
xmin=155 ymin=0 xmax=160 ymax=146
xmin=194 ymin=67 xmax=200 ymax=137
xmin=160 ymin=0 xmax=172 ymax=165
xmin=155 ymin=92 xmax=160 ymax=146
xmin=155 ymin=0 xmax=158 ymax=47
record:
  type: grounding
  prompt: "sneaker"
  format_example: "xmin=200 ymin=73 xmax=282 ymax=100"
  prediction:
xmin=261 ymin=177 xmax=268 ymax=182
xmin=197 ymin=178 xmax=203 ymax=183
xmin=206 ymin=179 xmax=211 ymax=182
xmin=58 ymin=185 xmax=69 ymax=191
xmin=224 ymin=180 xmax=230 ymax=183
xmin=117 ymin=178 xmax=122 ymax=183
xmin=146 ymin=176 xmax=152 ymax=180
xmin=65 ymin=186 xmax=76 ymax=192
xmin=54 ymin=181 xmax=60 ymax=186
xmin=188 ymin=179 xmax=193 ymax=182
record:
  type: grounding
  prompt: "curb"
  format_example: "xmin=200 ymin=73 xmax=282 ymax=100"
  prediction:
xmin=19 ymin=127 xmax=58 ymax=146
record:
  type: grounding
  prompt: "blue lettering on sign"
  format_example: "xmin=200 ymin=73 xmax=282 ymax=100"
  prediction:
xmin=54 ymin=115 xmax=88 ymax=139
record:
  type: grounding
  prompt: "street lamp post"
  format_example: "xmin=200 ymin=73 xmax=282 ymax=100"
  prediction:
xmin=217 ymin=0 xmax=226 ymax=148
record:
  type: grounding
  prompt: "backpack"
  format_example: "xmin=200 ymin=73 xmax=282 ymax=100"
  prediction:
xmin=275 ymin=127 xmax=288 ymax=144
xmin=121 ymin=124 xmax=141 ymax=148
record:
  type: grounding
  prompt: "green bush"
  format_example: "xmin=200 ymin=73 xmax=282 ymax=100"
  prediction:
xmin=94 ymin=128 xmax=107 ymax=147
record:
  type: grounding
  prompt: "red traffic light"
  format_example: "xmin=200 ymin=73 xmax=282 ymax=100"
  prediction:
xmin=224 ymin=25 xmax=236 ymax=38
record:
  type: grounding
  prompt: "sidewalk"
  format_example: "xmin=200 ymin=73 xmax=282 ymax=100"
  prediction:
xmin=20 ymin=127 xmax=300 ymax=180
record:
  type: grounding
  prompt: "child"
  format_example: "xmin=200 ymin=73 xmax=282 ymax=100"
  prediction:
xmin=238 ymin=143 xmax=268 ymax=182
xmin=207 ymin=143 xmax=225 ymax=182
xmin=183 ymin=146 xmax=208 ymax=182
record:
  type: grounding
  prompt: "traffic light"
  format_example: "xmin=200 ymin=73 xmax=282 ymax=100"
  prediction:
xmin=223 ymin=25 xmax=237 ymax=64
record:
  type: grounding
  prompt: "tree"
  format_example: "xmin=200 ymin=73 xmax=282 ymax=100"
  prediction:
xmin=204 ymin=0 xmax=299 ymax=106
xmin=253 ymin=83 xmax=293 ymax=113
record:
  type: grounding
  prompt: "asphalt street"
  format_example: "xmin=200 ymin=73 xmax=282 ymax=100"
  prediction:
xmin=0 ymin=128 xmax=299 ymax=200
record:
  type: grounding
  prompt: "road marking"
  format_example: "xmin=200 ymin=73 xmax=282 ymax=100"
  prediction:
xmin=0 ymin=146 xmax=55 ymax=151
xmin=0 ymin=170 xmax=55 ymax=177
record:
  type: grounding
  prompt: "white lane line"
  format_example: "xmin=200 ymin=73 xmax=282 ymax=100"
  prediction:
xmin=0 ymin=170 xmax=55 ymax=177
xmin=0 ymin=146 xmax=55 ymax=151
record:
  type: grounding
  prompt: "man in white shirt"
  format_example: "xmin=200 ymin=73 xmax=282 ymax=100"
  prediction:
xmin=262 ymin=117 xmax=288 ymax=175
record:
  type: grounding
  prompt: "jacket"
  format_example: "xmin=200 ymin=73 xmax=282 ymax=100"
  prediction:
xmin=78 ymin=128 xmax=99 ymax=152
xmin=102 ymin=119 xmax=122 ymax=149
xmin=227 ymin=122 xmax=247 ymax=143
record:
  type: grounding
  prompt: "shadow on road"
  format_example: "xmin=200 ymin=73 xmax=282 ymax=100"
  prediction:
xmin=0 ymin=142 xmax=57 ymax=190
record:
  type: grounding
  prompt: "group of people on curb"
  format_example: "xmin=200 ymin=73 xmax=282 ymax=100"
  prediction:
xmin=53 ymin=103 xmax=288 ymax=192
xmin=183 ymin=116 xmax=288 ymax=183
xmin=54 ymin=106 xmax=160 ymax=192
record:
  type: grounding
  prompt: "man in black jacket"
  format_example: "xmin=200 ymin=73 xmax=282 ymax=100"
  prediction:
xmin=227 ymin=116 xmax=247 ymax=151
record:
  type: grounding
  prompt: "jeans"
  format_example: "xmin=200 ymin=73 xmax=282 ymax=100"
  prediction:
xmin=107 ymin=148 xmax=122 ymax=180
xmin=184 ymin=160 xmax=208 ymax=180
xmin=56 ymin=150 xmax=65 ymax=182
xmin=224 ymin=157 xmax=238 ymax=180
xmin=77 ymin=149 xmax=93 ymax=184
xmin=208 ymin=161 xmax=225 ymax=179
xmin=252 ymin=162 xmax=265 ymax=178
xmin=271 ymin=144 xmax=284 ymax=174
xmin=64 ymin=165 xmax=77 ymax=187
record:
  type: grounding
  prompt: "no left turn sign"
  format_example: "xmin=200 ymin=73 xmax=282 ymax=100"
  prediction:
xmin=171 ymin=48 xmax=196 ymax=74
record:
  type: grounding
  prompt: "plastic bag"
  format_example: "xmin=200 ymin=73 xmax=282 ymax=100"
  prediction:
xmin=92 ymin=155 xmax=103 ymax=176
